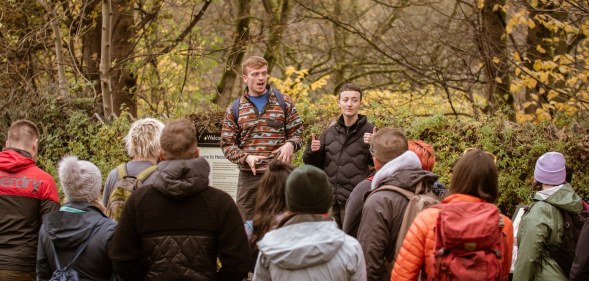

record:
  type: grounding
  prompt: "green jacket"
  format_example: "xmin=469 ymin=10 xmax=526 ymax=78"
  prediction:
xmin=513 ymin=184 xmax=582 ymax=281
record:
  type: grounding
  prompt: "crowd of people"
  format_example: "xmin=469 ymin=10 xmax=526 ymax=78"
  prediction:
xmin=0 ymin=55 xmax=588 ymax=281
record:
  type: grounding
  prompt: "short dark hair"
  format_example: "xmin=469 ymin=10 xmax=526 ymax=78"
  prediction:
xmin=449 ymin=148 xmax=498 ymax=203
xmin=338 ymin=82 xmax=363 ymax=100
xmin=7 ymin=119 xmax=40 ymax=147
xmin=371 ymin=128 xmax=408 ymax=164
xmin=160 ymin=119 xmax=198 ymax=160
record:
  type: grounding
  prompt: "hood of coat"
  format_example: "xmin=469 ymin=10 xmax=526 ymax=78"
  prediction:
xmin=371 ymin=150 xmax=422 ymax=190
xmin=533 ymin=183 xmax=583 ymax=213
xmin=257 ymin=220 xmax=345 ymax=269
xmin=43 ymin=203 xmax=108 ymax=248
xmin=0 ymin=149 xmax=35 ymax=173
xmin=152 ymin=157 xmax=210 ymax=200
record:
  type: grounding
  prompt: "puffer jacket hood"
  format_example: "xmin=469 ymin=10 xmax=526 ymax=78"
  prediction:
xmin=152 ymin=157 xmax=210 ymax=200
xmin=257 ymin=220 xmax=344 ymax=269
xmin=43 ymin=203 xmax=107 ymax=249
xmin=0 ymin=149 xmax=35 ymax=173
xmin=533 ymin=183 xmax=583 ymax=213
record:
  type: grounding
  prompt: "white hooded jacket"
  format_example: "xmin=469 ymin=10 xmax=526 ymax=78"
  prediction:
xmin=253 ymin=215 xmax=366 ymax=281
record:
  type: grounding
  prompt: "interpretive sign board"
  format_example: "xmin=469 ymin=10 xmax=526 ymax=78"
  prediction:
xmin=197 ymin=131 xmax=239 ymax=201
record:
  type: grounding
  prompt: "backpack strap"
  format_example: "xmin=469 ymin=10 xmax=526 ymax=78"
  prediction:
xmin=369 ymin=184 xmax=415 ymax=200
xmin=230 ymin=87 xmax=288 ymax=128
xmin=231 ymin=97 xmax=241 ymax=123
xmin=135 ymin=165 xmax=157 ymax=182
xmin=116 ymin=163 xmax=128 ymax=181
xmin=272 ymin=88 xmax=288 ymax=117
xmin=49 ymin=223 xmax=101 ymax=271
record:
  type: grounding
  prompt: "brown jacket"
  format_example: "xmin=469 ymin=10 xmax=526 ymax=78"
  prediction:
xmin=357 ymin=166 xmax=437 ymax=281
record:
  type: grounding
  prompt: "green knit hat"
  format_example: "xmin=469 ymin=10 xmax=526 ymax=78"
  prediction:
xmin=285 ymin=165 xmax=332 ymax=214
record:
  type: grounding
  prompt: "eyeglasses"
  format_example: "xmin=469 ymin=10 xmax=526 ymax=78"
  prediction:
xmin=463 ymin=147 xmax=497 ymax=164
xmin=369 ymin=146 xmax=375 ymax=156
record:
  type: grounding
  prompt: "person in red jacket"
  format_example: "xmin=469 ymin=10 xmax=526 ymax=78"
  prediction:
xmin=391 ymin=148 xmax=513 ymax=281
xmin=0 ymin=119 xmax=60 ymax=281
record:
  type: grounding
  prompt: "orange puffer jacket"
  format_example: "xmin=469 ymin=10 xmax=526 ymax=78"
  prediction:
xmin=390 ymin=193 xmax=514 ymax=281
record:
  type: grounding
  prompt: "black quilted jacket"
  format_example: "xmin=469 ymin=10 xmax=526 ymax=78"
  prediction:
xmin=303 ymin=114 xmax=374 ymax=204
xmin=108 ymin=158 xmax=251 ymax=281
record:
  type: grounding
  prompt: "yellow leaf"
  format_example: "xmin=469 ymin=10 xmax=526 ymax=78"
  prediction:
xmin=558 ymin=66 xmax=568 ymax=74
xmin=533 ymin=60 xmax=543 ymax=71
xmin=513 ymin=52 xmax=521 ymax=62
xmin=567 ymin=76 xmax=578 ymax=86
xmin=510 ymin=83 xmax=520 ymax=93
xmin=495 ymin=77 xmax=503 ymax=83
xmin=527 ymin=79 xmax=538 ymax=89
xmin=539 ymin=72 xmax=549 ymax=83
xmin=536 ymin=44 xmax=546 ymax=54
xmin=527 ymin=18 xmax=536 ymax=29
xmin=547 ymin=90 xmax=559 ymax=100
xmin=515 ymin=68 xmax=521 ymax=76
xmin=492 ymin=57 xmax=500 ymax=64
xmin=564 ymin=25 xmax=575 ymax=33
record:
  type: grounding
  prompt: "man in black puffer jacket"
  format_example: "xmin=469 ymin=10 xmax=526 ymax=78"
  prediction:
xmin=109 ymin=119 xmax=251 ymax=281
xmin=303 ymin=82 xmax=375 ymax=228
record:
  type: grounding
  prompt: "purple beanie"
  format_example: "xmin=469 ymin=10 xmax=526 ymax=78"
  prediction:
xmin=534 ymin=152 xmax=566 ymax=185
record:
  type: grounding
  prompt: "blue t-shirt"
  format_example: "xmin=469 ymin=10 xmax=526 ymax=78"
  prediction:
xmin=248 ymin=92 xmax=269 ymax=113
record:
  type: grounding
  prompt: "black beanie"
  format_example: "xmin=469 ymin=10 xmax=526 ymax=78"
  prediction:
xmin=285 ymin=165 xmax=333 ymax=214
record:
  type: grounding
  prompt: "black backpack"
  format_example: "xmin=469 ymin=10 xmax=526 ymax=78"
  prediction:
xmin=549 ymin=209 xmax=589 ymax=276
xmin=48 ymin=225 xmax=100 ymax=281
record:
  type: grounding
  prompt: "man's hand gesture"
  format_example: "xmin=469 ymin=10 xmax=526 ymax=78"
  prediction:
xmin=310 ymin=133 xmax=321 ymax=152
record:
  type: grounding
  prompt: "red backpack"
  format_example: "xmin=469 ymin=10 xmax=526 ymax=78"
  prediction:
xmin=429 ymin=202 xmax=506 ymax=281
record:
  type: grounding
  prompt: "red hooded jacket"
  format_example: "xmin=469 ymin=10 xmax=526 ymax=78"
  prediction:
xmin=0 ymin=149 xmax=59 ymax=272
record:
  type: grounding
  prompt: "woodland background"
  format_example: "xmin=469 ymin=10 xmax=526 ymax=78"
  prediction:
xmin=1 ymin=0 xmax=589 ymax=215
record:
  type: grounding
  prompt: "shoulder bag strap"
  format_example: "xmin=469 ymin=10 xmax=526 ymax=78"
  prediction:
xmin=136 ymin=165 xmax=157 ymax=182
xmin=49 ymin=223 xmax=101 ymax=270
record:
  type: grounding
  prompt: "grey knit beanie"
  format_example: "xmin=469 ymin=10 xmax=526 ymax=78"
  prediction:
xmin=58 ymin=156 xmax=102 ymax=203
xmin=285 ymin=165 xmax=332 ymax=214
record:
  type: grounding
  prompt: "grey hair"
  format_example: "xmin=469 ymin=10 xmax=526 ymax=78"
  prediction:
xmin=124 ymin=118 xmax=165 ymax=159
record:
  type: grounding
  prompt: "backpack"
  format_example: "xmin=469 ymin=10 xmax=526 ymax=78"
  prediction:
xmin=548 ymin=208 xmax=589 ymax=277
xmin=48 ymin=225 xmax=100 ymax=281
xmin=430 ymin=202 xmax=506 ymax=281
xmin=367 ymin=179 xmax=440 ymax=258
xmin=105 ymin=163 xmax=157 ymax=221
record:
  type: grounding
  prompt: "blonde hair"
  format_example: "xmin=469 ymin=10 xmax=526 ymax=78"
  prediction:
xmin=124 ymin=118 xmax=165 ymax=159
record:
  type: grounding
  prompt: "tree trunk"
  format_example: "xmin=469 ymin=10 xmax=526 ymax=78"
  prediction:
xmin=39 ymin=0 xmax=68 ymax=97
xmin=100 ymin=0 xmax=113 ymax=118
xmin=110 ymin=0 xmax=137 ymax=117
xmin=475 ymin=0 xmax=513 ymax=120
xmin=332 ymin=0 xmax=346 ymax=93
xmin=262 ymin=0 xmax=292 ymax=73
xmin=213 ymin=0 xmax=251 ymax=106
xmin=81 ymin=0 xmax=103 ymax=114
